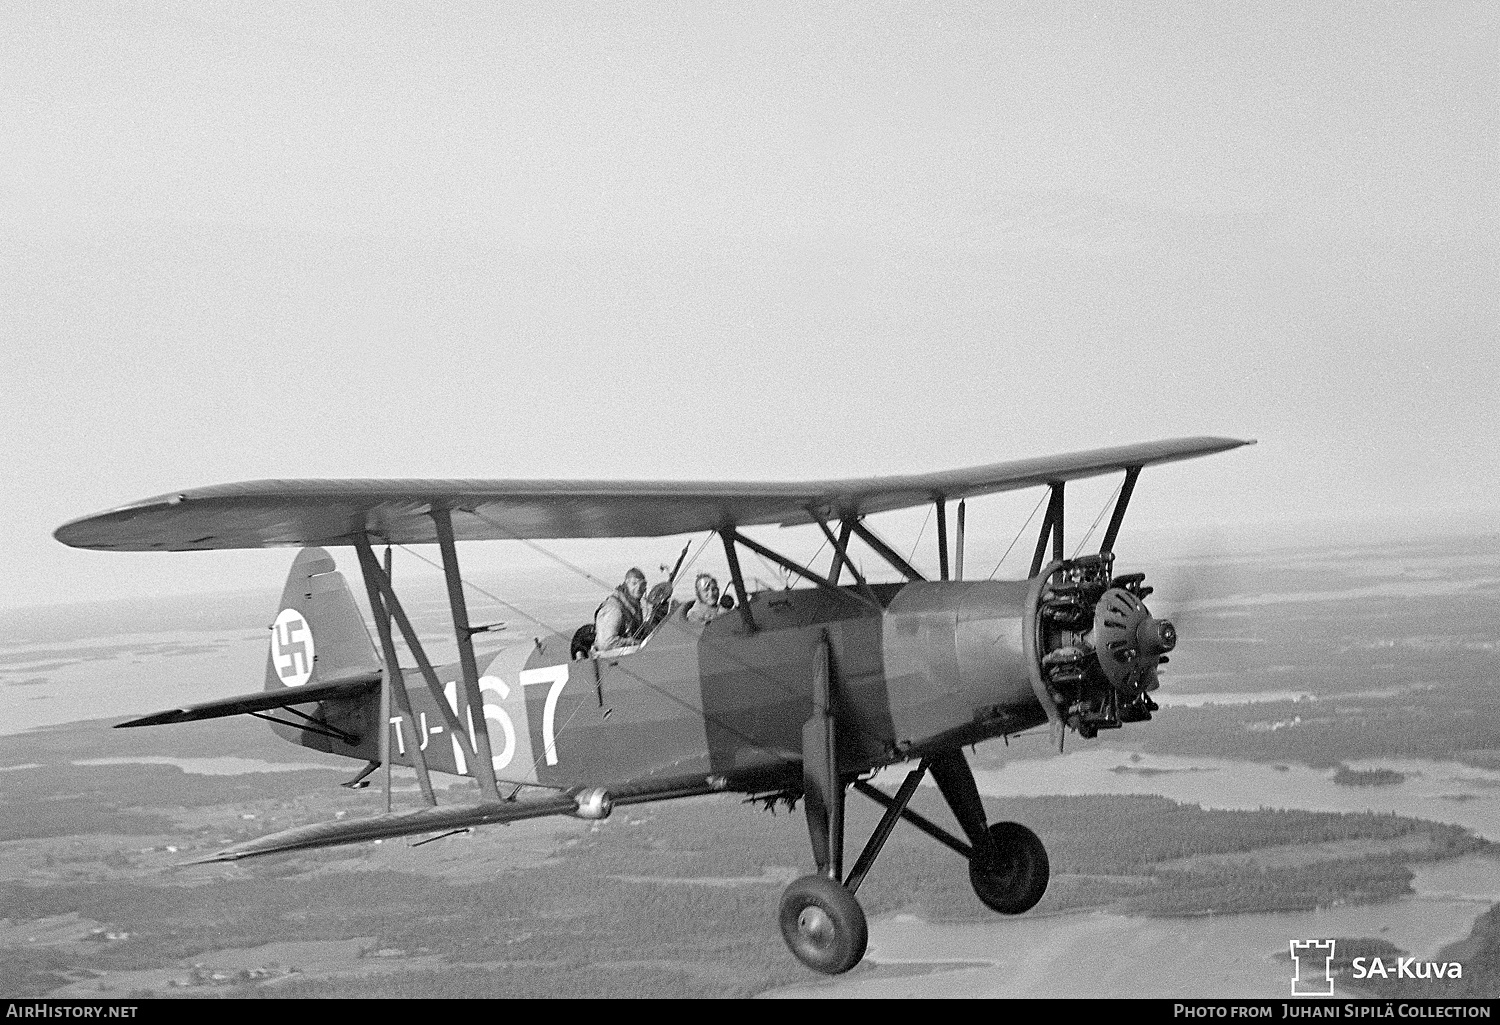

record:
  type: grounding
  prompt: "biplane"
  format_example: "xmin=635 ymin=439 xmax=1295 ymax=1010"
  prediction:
xmin=54 ymin=436 xmax=1251 ymax=974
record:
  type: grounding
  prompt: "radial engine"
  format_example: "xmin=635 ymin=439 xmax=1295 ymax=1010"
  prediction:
xmin=1032 ymin=554 xmax=1177 ymax=739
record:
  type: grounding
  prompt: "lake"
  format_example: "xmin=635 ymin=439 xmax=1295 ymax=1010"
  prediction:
xmin=766 ymin=750 xmax=1500 ymax=999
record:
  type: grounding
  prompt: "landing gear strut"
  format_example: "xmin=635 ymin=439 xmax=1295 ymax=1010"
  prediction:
xmin=780 ymin=634 xmax=869 ymax=974
xmin=932 ymin=749 xmax=1049 ymax=915
xmin=777 ymin=637 xmax=1051 ymax=974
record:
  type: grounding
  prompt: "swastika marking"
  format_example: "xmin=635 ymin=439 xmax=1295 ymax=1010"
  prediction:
xmin=271 ymin=608 xmax=315 ymax=687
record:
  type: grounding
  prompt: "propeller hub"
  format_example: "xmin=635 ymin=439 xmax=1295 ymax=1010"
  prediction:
xmin=1138 ymin=617 xmax=1176 ymax=657
xmin=1094 ymin=586 xmax=1172 ymax=695
xmin=1031 ymin=555 xmax=1179 ymax=739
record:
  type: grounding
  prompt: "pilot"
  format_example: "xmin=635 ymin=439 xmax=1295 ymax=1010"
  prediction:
xmin=685 ymin=573 xmax=727 ymax=625
xmin=593 ymin=568 xmax=648 ymax=654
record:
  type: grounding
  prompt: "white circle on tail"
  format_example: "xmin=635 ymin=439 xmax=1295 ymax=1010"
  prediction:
xmin=271 ymin=608 xmax=315 ymax=687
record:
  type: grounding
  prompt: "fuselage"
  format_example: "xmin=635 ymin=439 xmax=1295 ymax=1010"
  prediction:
xmin=299 ymin=580 xmax=1047 ymax=795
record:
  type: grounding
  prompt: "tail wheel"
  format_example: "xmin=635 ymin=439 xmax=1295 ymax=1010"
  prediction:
xmin=969 ymin=821 xmax=1050 ymax=915
xmin=778 ymin=874 xmax=868 ymax=974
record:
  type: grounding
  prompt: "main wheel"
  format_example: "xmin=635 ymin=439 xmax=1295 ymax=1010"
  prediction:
xmin=778 ymin=874 xmax=868 ymax=974
xmin=969 ymin=821 xmax=1049 ymax=914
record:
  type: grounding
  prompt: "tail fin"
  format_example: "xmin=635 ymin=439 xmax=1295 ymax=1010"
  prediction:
xmin=266 ymin=547 xmax=381 ymax=693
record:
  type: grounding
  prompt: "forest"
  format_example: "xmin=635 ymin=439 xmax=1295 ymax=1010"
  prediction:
xmin=1 ymin=776 xmax=1487 ymax=998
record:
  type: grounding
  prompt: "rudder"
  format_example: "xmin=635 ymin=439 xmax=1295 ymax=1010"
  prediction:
xmin=265 ymin=547 xmax=381 ymax=693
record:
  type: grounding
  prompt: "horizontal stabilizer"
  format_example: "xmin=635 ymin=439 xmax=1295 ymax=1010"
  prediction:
xmin=195 ymin=795 xmax=581 ymax=862
xmin=116 ymin=671 xmax=381 ymax=728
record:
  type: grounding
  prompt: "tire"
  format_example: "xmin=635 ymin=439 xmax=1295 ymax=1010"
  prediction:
xmin=778 ymin=874 xmax=869 ymax=974
xmin=969 ymin=821 xmax=1049 ymax=915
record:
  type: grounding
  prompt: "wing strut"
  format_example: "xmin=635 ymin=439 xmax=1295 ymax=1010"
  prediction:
xmin=726 ymin=529 xmax=880 ymax=613
xmin=354 ymin=536 xmax=437 ymax=806
xmin=354 ymin=538 xmax=473 ymax=756
xmin=810 ymin=514 xmax=881 ymax=608
xmin=847 ymin=518 xmax=925 ymax=582
xmin=719 ymin=530 xmax=756 ymax=633
xmin=936 ymin=497 xmax=949 ymax=581
xmin=1098 ymin=466 xmax=1141 ymax=555
xmin=825 ymin=518 xmax=854 ymax=584
xmin=380 ymin=546 xmax=395 ymax=811
xmin=431 ymin=508 xmax=504 ymax=803
xmin=955 ymin=499 xmax=966 ymax=580
xmin=1029 ymin=482 xmax=1066 ymax=578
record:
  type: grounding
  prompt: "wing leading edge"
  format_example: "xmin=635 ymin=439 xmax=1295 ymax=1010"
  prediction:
xmin=56 ymin=436 xmax=1253 ymax=552
xmin=197 ymin=779 xmax=717 ymax=862
xmin=196 ymin=796 xmax=582 ymax=862
xmin=115 ymin=671 xmax=381 ymax=728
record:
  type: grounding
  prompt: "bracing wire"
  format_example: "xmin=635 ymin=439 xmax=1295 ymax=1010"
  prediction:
xmin=385 ymin=541 xmax=557 ymax=635
xmin=987 ymin=491 xmax=1050 ymax=579
xmin=803 ymin=537 xmax=830 ymax=582
xmin=769 ymin=534 xmax=831 ymax=589
xmin=675 ymin=531 xmax=717 ymax=583
xmin=906 ymin=505 xmax=934 ymax=568
xmin=1073 ymin=480 xmax=1124 ymax=558
xmin=751 ymin=549 xmax=788 ymax=589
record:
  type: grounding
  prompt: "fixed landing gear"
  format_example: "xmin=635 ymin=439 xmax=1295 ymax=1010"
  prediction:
xmin=969 ymin=821 xmax=1049 ymax=914
xmin=780 ymin=635 xmax=1051 ymax=975
xmin=777 ymin=757 xmax=1054 ymax=975
xmin=781 ymin=634 xmax=869 ymax=974
xmin=778 ymin=874 xmax=869 ymax=975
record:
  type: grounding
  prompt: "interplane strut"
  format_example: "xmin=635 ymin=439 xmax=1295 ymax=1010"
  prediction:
xmin=1029 ymin=482 xmax=1066 ymax=578
xmin=354 ymin=536 xmax=438 ymax=806
xmin=430 ymin=508 xmax=504 ymax=802
xmin=1099 ymin=466 xmax=1141 ymax=555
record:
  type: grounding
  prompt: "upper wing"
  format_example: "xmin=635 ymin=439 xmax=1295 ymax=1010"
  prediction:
xmin=55 ymin=436 xmax=1253 ymax=551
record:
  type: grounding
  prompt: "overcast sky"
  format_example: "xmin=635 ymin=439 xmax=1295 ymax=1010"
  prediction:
xmin=2 ymin=2 xmax=1495 ymax=608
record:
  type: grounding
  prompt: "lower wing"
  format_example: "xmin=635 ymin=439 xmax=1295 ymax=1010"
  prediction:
xmin=195 ymin=779 xmax=717 ymax=862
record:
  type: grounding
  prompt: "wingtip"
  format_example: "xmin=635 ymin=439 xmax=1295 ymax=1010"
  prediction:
xmin=52 ymin=518 xmax=94 ymax=550
xmin=114 ymin=710 xmax=189 ymax=728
